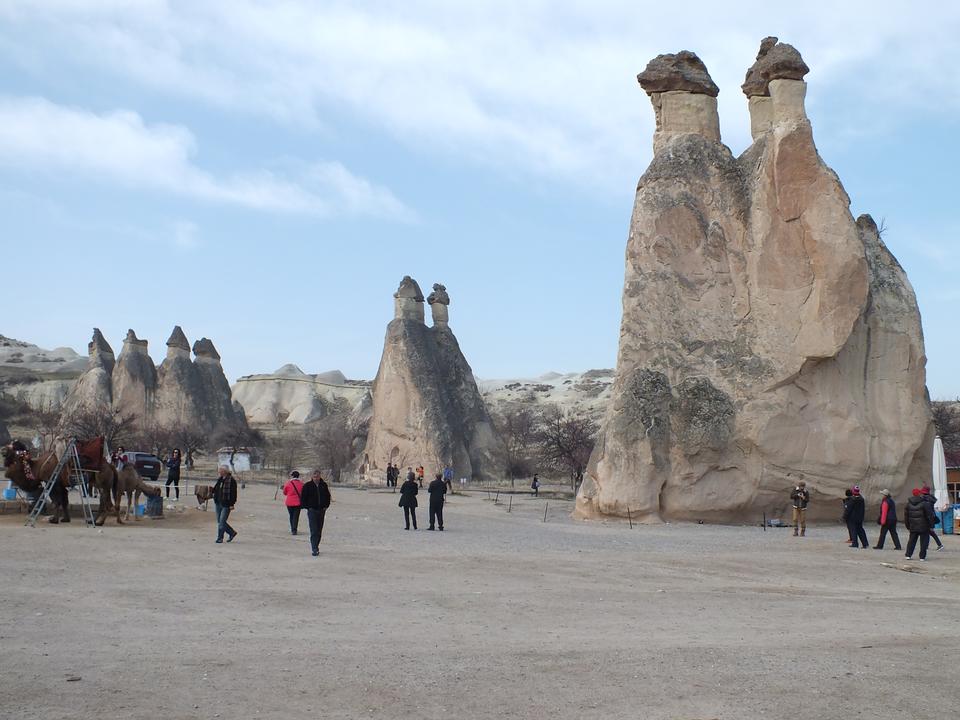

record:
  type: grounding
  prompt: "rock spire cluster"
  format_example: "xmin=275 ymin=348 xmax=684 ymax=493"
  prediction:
xmin=576 ymin=38 xmax=933 ymax=523
xmin=363 ymin=277 xmax=504 ymax=482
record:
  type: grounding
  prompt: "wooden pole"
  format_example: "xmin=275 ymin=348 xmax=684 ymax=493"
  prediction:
xmin=495 ymin=490 xmax=500 ymax=505
xmin=543 ymin=502 xmax=548 ymax=523
xmin=762 ymin=511 xmax=766 ymax=531
xmin=627 ymin=507 xmax=633 ymax=529
xmin=508 ymin=495 xmax=512 ymax=513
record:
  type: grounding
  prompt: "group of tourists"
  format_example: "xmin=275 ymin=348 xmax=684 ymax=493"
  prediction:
xmin=790 ymin=480 xmax=947 ymax=560
xmin=397 ymin=469 xmax=448 ymax=531
xmin=281 ymin=470 xmax=332 ymax=556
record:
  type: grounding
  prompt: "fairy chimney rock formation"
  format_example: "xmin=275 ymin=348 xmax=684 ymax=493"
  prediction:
xmin=155 ymin=326 xmax=204 ymax=428
xmin=364 ymin=277 xmax=504 ymax=482
xmin=638 ymin=50 xmax=720 ymax=154
xmin=191 ymin=337 xmax=240 ymax=432
xmin=394 ymin=275 xmax=425 ymax=322
xmin=427 ymin=283 xmax=450 ymax=327
xmin=577 ymin=39 xmax=932 ymax=524
xmin=165 ymin=325 xmax=191 ymax=360
xmin=192 ymin=338 xmax=221 ymax=363
xmin=112 ymin=329 xmax=158 ymax=421
xmin=63 ymin=328 xmax=116 ymax=413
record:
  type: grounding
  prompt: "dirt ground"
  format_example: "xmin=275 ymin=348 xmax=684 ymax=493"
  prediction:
xmin=1 ymin=483 xmax=958 ymax=720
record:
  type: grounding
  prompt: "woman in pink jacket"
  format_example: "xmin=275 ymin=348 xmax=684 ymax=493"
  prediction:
xmin=282 ymin=471 xmax=304 ymax=535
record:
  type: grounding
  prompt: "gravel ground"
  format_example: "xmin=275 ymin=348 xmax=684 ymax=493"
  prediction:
xmin=1 ymin=484 xmax=958 ymax=720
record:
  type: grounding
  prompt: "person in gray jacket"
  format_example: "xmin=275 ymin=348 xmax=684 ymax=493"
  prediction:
xmin=904 ymin=488 xmax=937 ymax=561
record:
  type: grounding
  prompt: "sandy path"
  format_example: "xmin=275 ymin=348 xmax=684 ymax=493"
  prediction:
xmin=1 ymin=484 xmax=958 ymax=720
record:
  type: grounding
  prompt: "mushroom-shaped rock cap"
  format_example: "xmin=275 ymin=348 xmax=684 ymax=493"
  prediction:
xmin=192 ymin=338 xmax=221 ymax=361
xmin=123 ymin=329 xmax=148 ymax=347
xmin=427 ymin=283 xmax=450 ymax=306
xmin=741 ymin=36 xmax=809 ymax=97
xmin=394 ymin=276 xmax=424 ymax=302
xmin=88 ymin=328 xmax=113 ymax=355
xmin=166 ymin=325 xmax=190 ymax=351
xmin=638 ymin=51 xmax=719 ymax=97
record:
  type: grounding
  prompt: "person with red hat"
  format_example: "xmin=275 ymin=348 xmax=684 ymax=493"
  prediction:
xmin=904 ymin=488 xmax=937 ymax=561
xmin=847 ymin=486 xmax=869 ymax=549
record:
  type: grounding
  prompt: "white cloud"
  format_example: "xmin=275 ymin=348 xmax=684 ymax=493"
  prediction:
xmin=0 ymin=95 xmax=412 ymax=219
xmin=1 ymin=2 xmax=958 ymax=191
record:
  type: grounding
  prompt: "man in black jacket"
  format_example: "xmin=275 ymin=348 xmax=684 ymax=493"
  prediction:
xmin=905 ymin=488 xmax=937 ymax=561
xmin=428 ymin=473 xmax=446 ymax=531
xmin=398 ymin=473 xmax=419 ymax=529
xmin=847 ymin=486 xmax=869 ymax=549
xmin=873 ymin=489 xmax=901 ymax=550
xmin=300 ymin=470 xmax=331 ymax=556
xmin=213 ymin=465 xmax=238 ymax=544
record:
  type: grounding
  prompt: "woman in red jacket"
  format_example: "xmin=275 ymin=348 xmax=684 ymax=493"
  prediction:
xmin=873 ymin=489 xmax=901 ymax=550
xmin=282 ymin=470 xmax=304 ymax=535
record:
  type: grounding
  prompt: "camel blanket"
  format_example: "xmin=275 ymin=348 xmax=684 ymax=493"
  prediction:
xmin=76 ymin=437 xmax=105 ymax=471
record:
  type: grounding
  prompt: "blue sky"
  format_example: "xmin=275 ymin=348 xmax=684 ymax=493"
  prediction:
xmin=1 ymin=2 xmax=958 ymax=397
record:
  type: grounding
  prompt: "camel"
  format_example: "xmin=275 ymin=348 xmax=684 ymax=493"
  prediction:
xmin=115 ymin=465 xmax=161 ymax=522
xmin=1 ymin=441 xmax=71 ymax=523
xmin=72 ymin=437 xmax=120 ymax=526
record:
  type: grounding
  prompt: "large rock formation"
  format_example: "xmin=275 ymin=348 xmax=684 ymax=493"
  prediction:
xmin=192 ymin=337 xmax=243 ymax=433
xmin=232 ymin=365 xmax=370 ymax=426
xmin=363 ymin=277 xmax=504 ymax=481
xmin=154 ymin=325 xmax=205 ymax=428
xmin=577 ymin=39 xmax=932 ymax=523
xmin=62 ymin=329 xmax=115 ymax=415
xmin=111 ymin=329 xmax=158 ymax=421
xmin=0 ymin=335 xmax=88 ymax=411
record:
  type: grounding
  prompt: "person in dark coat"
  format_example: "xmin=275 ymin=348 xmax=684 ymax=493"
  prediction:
xmin=300 ymin=470 xmax=331 ymax=556
xmin=428 ymin=473 xmax=446 ymax=531
xmin=873 ymin=489 xmax=901 ymax=550
xmin=841 ymin=489 xmax=855 ymax=544
xmin=921 ymin=486 xmax=945 ymax=551
xmin=212 ymin=465 xmax=238 ymax=544
xmin=165 ymin=448 xmax=182 ymax=499
xmin=847 ymin=486 xmax=869 ymax=548
xmin=904 ymin=488 xmax=937 ymax=560
xmin=399 ymin=474 xmax=419 ymax=530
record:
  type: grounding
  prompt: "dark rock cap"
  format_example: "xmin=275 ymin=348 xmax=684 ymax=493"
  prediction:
xmin=427 ymin=283 xmax=450 ymax=306
xmin=741 ymin=36 xmax=809 ymax=97
xmin=123 ymin=329 xmax=148 ymax=347
xmin=638 ymin=51 xmax=719 ymax=97
xmin=193 ymin=338 xmax=221 ymax=361
xmin=166 ymin=325 xmax=190 ymax=351
xmin=89 ymin=328 xmax=113 ymax=356
xmin=394 ymin=276 xmax=424 ymax=302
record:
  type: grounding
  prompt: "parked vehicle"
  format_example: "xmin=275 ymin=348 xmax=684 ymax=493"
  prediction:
xmin=122 ymin=451 xmax=162 ymax=482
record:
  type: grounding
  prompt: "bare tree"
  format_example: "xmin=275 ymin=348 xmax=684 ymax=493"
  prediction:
xmin=492 ymin=406 xmax=538 ymax=483
xmin=211 ymin=422 xmax=265 ymax=470
xmin=61 ymin=405 xmax=138 ymax=448
xmin=21 ymin=395 xmax=62 ymax=451
xmin=166 ymin=423 xmax=210 ymax=470
xmin=932 ymin=400 xmax=960 ymax=453
xmin=304 ymin=400 xmax=365 ymax=482
xmin=535 ymin=405 xmax=598 ymax=479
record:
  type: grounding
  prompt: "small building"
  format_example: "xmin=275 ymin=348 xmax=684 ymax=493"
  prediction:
xmin=216 ymin=446 xmax=263 ymax=472
xmin=946 ymin=450 xmax=960 ymax=505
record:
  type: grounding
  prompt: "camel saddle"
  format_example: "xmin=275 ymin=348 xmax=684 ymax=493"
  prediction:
xmin=76 ymin=437 xmax=106 ymax=471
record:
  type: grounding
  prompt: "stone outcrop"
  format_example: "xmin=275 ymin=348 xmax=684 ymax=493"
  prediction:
xmin=231 ymin=365 xmax=370 ymax=426
xmin=0 ymin=335 xmax=87 ymax=411
xmin=364 ymin=277 xmax=504 ymax=481
xmin=155 ymin=325 xmax=205 ymax=429
xmin=63 ymin=329 xmax=116 ymax=415
xmin=111 ymin=329 xmax=158 ymax=421
xmin=191 ymin=338 xmax=242 ymax=433
xmin=577 ymin=39 xmax=932 ymax=523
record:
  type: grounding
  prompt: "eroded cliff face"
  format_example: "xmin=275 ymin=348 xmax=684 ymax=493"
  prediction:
xmin=363 ymin=277 xmax=504 ymax=481
xmin=112 ymin=329 xmax=158 ymax=422
xmin=577 ymin=38 xmax=932 ymax=523
xmin=62 ymin=328 xmax=115 ymax=416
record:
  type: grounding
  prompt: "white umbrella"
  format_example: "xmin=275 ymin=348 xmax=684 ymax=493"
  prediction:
xmin=932 ymin=436 xmax=950 ymax=512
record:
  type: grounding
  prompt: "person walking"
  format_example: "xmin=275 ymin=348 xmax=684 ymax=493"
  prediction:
xmin=300 ymin=470 xmax=331 ymax=556
xmin=428 ymin=473 xmax=446 ymax=531
xmin=873 ymin=489 xmax=902 ymax=550
xmin=164 ymin=448 xmax=182 ymax=500
xmin=213 ymin=465 xmax=238 ymax=544
xmin=399 ymin=472 xmax=419 ymax=530
xmin=443 ymin=464 xmax=454 ymax=493
xmin=282 ymin=470 xmax=304 ymax=535
xmin=790 ymin=480 xmax=810 ymax=537
xmin=905 ymin=488 xmax=937 ymax=561
xmin=841 ymin=489 xmax=855 ymax=544
xmin=386 ymin=463 xmax=394 ymax=488
xmin=416 ymin=465 xmax=425 ymax=488
xmin=531 ymin=474 xmax=540 ymax=497
xmin=847 ymin=486 xmax=869 ymax=549
xmin=921 ymin=486 xmax=945 ymax=551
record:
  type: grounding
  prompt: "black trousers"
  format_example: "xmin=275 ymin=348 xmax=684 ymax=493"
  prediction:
xmin=165 ymin=475 xmax=180 ymax=499
xmin=403 ymin=506 xmax=417 ymax=529
xmin=905 ymin=531 xmax=930 ymax=559
xmin=307 ymin=508 xmax=326 ymax=553
xmin=287 ymin=505 xmax=301 ymax=534
xmin=848 ymin=521 xmax=868 ymax=547
xmin=429 ymin=502 xmax=444 ymax=530
xmin=876 ymin=524 xmax=901 ymax=549
xmin=929 ymin=529 xmax=943 ymax=548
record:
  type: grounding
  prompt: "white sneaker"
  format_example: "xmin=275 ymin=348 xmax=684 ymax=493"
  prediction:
xmin=904 ymin=556 xmax=913 ymax=560
xmin=919 ymin=558 xmax=927 ymax=562
xmin=937 ymin=546 xmax=944 ymax=551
